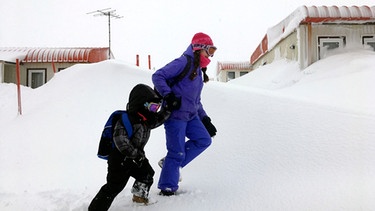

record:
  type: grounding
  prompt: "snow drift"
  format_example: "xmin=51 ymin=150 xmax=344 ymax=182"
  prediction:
xmin=1 ymin=49 xmax=375 ymax=210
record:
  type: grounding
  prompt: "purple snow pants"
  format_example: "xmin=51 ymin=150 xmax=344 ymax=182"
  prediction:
xmin=158 ymin=115 xmax=212 ymax=192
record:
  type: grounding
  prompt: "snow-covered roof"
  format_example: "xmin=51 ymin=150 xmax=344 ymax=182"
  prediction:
xmin=0 ymin=47 xmax=109 ymax=63
xmin=0 ymin=48 xmax=28 ymax=62
xmin=250 ymin=5 xmax=375 ymax=64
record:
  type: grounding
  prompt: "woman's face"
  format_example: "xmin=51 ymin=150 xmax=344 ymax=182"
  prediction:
xmin=199 ymin=50 xmax=211 ymax=68
xmin=201 ymin=50 xmax=210 ymax=58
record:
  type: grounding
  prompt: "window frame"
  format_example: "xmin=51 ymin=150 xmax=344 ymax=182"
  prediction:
xmin=317 ymin=36 xmax=346 ymax=60
xmin=362 ymin=35 xmax=375 ymax=51
xmin=240 ymin=71 xmax=249 ymax=77
xmin=227 ymin=71 xmax=235 ymax=81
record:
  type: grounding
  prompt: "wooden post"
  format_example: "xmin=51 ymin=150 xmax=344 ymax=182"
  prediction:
xmin=136 ymin=54 xmax=139 ymax=66
xmin=16 ymin=59 xmax=22 ymax=115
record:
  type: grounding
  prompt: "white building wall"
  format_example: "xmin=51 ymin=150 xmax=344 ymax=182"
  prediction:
xmin=254 ymin=23 xmax=375 ymax=71
xmin=0 ymin=61 xmax=3 ymax=82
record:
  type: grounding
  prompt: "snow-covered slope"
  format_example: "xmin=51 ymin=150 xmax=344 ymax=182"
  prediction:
xmin=1 ymin=49 xmax=375 ymax=210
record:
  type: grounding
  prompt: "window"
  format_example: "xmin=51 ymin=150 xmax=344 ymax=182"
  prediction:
xmin=318 ymin=36 xmax=346 ymax=59
xmin=362 ymin=35 xmax=375 ymax=51
xmin=227 ymin=72 xmax=235 ymax=81
xmin=27 ymin=69 xmax=46 ymax=88
xmin=240 ymin=71 xmax=249 ymax=76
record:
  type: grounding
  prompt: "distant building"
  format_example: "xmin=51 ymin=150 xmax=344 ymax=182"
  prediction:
xmin=0 ymin=47 xmax=110 ymax=88
xmin=250 ymin=5 xmax=375 ymax=70
xmin=216 ymin=61 xmax=252 ymax=82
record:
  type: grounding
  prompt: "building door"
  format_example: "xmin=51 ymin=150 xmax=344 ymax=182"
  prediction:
xmin=28 ymin=69 xmax=46 ymax=88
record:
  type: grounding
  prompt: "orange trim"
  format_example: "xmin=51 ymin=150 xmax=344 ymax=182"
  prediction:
xmin=22 ymin=48 xmax=109 ymax=63
xmin=0 ymin=47 xmax=109 ymax=63
xmin=302 ymin=17 xmax=372 ymax=23
xmin=250 ymin=35 xmax=268 ymax=65
xmin=16 ymin=59 xmax=22 ymax=115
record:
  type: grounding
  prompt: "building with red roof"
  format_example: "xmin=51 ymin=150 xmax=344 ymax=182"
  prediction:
xmin=0 ymin=47 xmax=110 ymax=88
xmin=250 ymin=5 xmax=375 ymax=71
xmin=216 ymin=61 xmax=252 ymax=82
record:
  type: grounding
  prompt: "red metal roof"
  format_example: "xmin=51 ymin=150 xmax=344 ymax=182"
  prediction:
xmin=301 ymin=5 xmax=375 ymax=23
xmin=0 ymin=47 xmax=109 ymax=63
xmin=218 ymin=62 xmax=252 ymax=70
xmin=250 ymin=5 xmax=375 ymax=65
xmin=250 ymin=35 xmax=268 ymax=67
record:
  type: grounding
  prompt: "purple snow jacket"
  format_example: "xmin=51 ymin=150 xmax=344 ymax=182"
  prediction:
xmin=152 ymin=45 xmax=207 ymax=121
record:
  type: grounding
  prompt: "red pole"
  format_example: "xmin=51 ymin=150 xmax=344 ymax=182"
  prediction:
xmin=148 ymin=55 xmax=151 ymax=70
xmin=16 ymin=59 xmax=22 ymax=115
xmin=136 ymin=54 xmax=139 ymax=66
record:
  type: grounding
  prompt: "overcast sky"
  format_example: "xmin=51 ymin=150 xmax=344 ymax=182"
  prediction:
xmin=0 ymin=0 xmax=373 ymax=72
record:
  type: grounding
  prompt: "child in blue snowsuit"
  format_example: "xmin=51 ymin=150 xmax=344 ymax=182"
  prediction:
xmin=152 ymin=32 xmax=217 ymax=196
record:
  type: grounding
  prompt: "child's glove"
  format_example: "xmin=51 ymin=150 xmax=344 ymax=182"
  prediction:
xmin=132 ymin=156 xmax=145 ymax=168
xmin=202 ymin=116 xmax=217 ymax=137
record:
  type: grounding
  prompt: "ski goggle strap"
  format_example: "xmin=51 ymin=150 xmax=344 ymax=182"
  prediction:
xmin=192 ymin=44 xmax=217 ymax=57
xmin=144 ymin=102 xmax=161 ymax=113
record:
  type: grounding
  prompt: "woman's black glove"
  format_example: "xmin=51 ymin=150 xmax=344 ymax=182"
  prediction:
xmin=202 ymin=116 xmax=217 ymax=137
xmin=164 ymin=93 xmax=181 ymax=111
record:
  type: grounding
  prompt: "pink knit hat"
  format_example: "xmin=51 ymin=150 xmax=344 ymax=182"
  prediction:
xmin=191 ymin=32 xmax=215 ymax=51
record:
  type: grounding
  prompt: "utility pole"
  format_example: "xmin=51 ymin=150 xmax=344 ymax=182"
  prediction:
xmin=87 ymin=8 xmax=123 ymax=59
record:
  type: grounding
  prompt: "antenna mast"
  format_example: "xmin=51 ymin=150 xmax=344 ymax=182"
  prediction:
xmin=87 ymin=8 xmax=123 ymax=59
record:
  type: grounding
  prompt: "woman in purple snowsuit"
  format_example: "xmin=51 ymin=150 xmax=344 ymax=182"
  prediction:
xmin=152 ymin=32 xmax=217 ymax=196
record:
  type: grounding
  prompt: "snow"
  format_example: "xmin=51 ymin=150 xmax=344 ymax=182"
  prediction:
xmin=1 ymin=49 xmax=375 ymax=210
xmin=0 ymin=48 xmax=28 ymax=63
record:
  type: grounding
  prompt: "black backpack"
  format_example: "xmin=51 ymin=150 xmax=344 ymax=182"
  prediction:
xmin=97 ymin=110 xmax=133 ymax=160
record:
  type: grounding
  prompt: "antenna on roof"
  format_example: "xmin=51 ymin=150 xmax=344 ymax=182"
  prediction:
xmin=87 ymin=8 xmax=123 ymax=59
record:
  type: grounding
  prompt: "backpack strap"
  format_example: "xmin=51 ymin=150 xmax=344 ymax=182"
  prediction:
xmin=121 ymin=112 xmax=133 ymax=139
xmin=169 ymin=54 xmax=192 ymax=87
xmin=176 ymin=54 xmax=192 ymax=82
